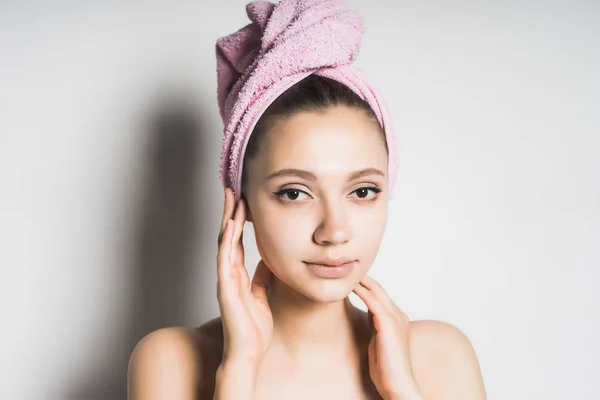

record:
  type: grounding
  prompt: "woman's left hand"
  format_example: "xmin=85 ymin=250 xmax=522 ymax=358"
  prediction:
xmin=353 ymin=276 xmax=426 ymax=400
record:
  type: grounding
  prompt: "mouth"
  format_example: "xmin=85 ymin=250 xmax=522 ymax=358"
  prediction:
xmin=302 ymin=259 xmax=356 ymax=279
xmin=303 ymin=257 xmax=355 ymax=267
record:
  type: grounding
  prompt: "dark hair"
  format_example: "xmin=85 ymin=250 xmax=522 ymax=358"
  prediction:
xmin=241 ymin=75 xmax=387 ymax=195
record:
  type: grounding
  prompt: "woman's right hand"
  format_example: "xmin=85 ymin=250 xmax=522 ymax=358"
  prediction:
xmin=217 ymin=188 xmax=274 ymax=368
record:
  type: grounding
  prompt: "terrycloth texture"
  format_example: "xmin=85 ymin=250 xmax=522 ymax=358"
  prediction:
xmin=216 ymin=0 xmax=399 ymax=200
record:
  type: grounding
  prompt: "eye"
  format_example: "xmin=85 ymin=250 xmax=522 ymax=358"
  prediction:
xmin=274 ymin=189 xmax=311 ymax=202
xmin=350 ymin=186 xmax=382 ymax=201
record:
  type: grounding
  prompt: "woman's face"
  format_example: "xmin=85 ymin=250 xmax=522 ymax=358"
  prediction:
xmin=245 ymin=106 xmax=389 ymax=303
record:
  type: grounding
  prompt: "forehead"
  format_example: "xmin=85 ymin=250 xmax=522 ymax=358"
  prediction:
xmin=259 ymin=107 xmax=387 ymax=175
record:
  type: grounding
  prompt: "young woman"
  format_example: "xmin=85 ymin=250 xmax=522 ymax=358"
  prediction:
xmin=128 ymin=2 xmax=486 ymax=399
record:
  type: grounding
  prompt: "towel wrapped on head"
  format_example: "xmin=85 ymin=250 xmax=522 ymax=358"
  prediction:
xmin=216 ymin=0 xmax=398 ymax=200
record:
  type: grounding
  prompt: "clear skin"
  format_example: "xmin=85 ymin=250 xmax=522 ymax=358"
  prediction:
xmin=127 ymin=106 xmax=487 ymax=400
xmin=245 ymin=107 xmax=389 ymax=305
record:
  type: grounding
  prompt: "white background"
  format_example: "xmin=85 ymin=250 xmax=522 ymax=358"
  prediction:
xmin=1 ymin=1 xmax=598 ymax=399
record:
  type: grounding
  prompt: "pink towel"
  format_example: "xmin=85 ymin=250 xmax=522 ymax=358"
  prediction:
xmin=216 ymin=0 xmax=398 ymax=200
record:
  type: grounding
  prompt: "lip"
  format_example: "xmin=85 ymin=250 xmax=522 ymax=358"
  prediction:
xmin=304 ymin=257 xmax=355 ymax=267
xmin=303 ymin=260 xmax=356 ymax=279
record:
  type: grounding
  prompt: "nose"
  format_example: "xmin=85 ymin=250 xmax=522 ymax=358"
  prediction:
xmin=313 ymin=199 xmax=353 ymax=246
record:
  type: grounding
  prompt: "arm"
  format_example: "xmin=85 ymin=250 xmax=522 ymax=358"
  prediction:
xmin=213 ymin=358 xmax=259 ymax=400
xmin=212 ymin=190 xmax=274 ymax=400
xmin=127 ymin=327 xmax=200 ymax=400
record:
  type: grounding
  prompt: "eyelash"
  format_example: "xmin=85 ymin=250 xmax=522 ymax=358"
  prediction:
xmin=273 ymin=186 xmax=382 ymax=204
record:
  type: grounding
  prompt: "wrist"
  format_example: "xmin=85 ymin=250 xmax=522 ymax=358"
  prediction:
xmin=214 ymin=360 xmax=260 ymax=400
xmin=385 ymin=382 xmax=426 ymax=400
xmin=221 ymin=352 xmax=264 ymax=371
xmin=388 ymin=395 xmax=426 ymax=400
xmin=387 ymin=394 xmax=426 ymax=400
xmin=216 ymin=358 xmax=260 ymax=382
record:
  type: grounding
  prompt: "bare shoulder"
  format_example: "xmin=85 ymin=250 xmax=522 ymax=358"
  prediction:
xmin=127 ymin=318 xmax=225 ymax=400
xmin=409 ymin=319 xmax=476 ymax=355
xmin=409 ymin=320 xmax=487 ymax=400
xmin=127 ymin=326 xmax=202 ymax=399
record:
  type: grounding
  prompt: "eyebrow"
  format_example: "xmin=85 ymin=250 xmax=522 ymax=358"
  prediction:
xmin=266 ymin=167 xmax=385 ymax=182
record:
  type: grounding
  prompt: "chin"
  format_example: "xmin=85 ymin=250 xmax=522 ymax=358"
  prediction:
xmin=304 ymin=291 xmax=351 ymax=303
xmin=293 ymin=278 xmax=357 ymax=303
xmin=267 ymin=259 xmax=368 ymax=303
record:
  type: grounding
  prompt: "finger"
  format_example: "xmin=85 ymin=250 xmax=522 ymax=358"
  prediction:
xmin=251 ymin=260 xmax=272 ymax=303
xmin=218 ymin=188 xmax=236 ymax=246
xmin=236 ymin=258 xmax=251 ymax=294
xmin=353 ymin=283 xmax=387 ymax=318
xmin=359 ymin=275 xmax=395 ymax=310
xmin=359 ymin=275 xmax=385 ymax=293
xmin=360 ymin=276 xmax=409 ymax=324
xmin=217 ymin=219 xmax=235 ymax=287
xmin=367 ymin=309 xmax=376 ymax=340
xmin=235 ymin=237 xmax=246 ymax=278
xmin=232 ymin=202 xmax=249 ymax=291
xmin=354 ymin=284 xmax=388 ymax=333
xmin=231 ymin=200 xmax=246 ymax=266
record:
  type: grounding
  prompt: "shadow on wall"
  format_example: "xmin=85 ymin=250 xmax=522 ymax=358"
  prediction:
xmin=64 ymin=93 xmax=213 ymax=399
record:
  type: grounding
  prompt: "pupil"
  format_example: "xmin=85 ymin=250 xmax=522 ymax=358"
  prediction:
xmin=287 ymin=191 xmax=299 ymax=200
xmin=357 ymin=189 xmax=368 ymax=198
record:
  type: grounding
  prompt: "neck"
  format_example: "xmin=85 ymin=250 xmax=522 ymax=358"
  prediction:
xmin=266 ymin=276 xmax=360 ymax=360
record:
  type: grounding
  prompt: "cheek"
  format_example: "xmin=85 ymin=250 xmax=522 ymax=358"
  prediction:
xmin=253 ymin=203 xmax=313 ymax=257
xmin=251 ymin=198 xmax=388 ymax=259
xmin=360 ymin=204 xmax=387 ymax=232
xmin=352 ymin=204 xmax=388 ymax=252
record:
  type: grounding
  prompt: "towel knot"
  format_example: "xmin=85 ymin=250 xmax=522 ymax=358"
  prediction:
xmin=217 ymin=0 xmax=364 ymax=123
